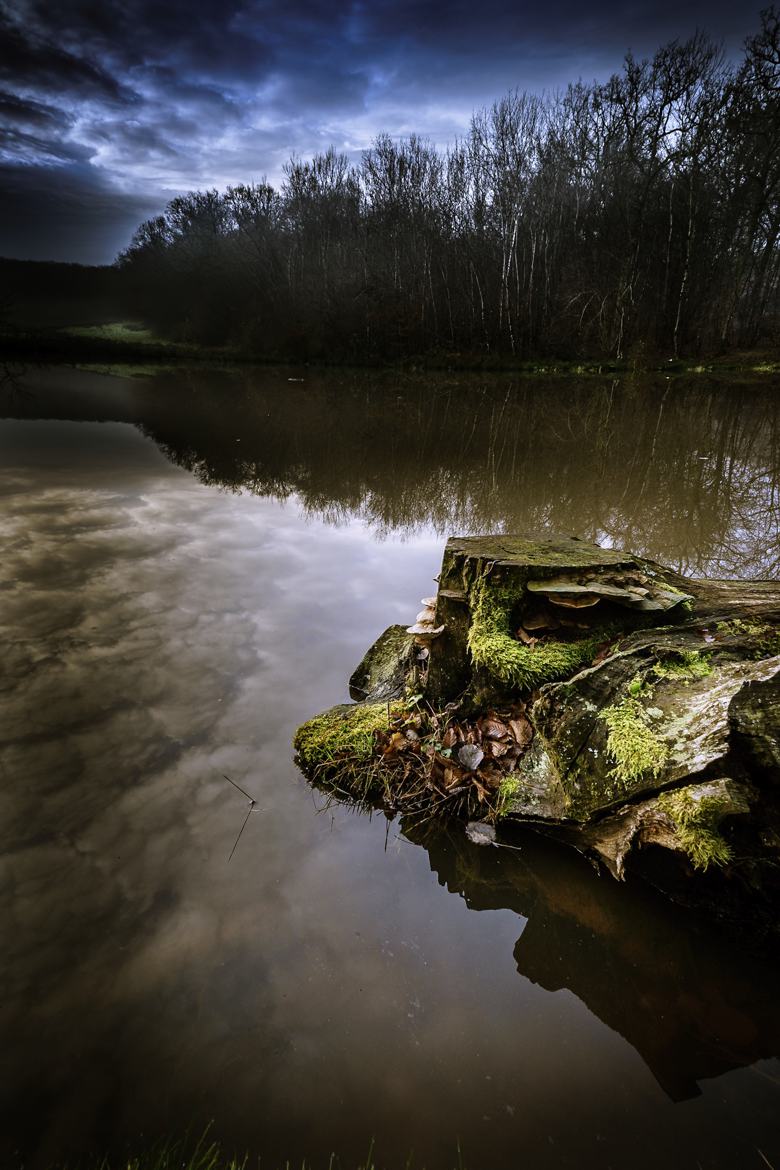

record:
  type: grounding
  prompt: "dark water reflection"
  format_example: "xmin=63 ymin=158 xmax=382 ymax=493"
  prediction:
xmin=1 ymin=367 xmax=780 ymax=1170
xmin=8 ymin=363 xmax=780 ymax=576
xmin=415 ymin=824 xmax=780 ymax=1103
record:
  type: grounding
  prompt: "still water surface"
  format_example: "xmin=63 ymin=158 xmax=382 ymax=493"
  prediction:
xmin=2 ymin=366 xmax=780 ymax=1169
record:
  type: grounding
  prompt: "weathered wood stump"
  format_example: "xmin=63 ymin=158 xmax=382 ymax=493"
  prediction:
xmin=425 ymin=534 xmax=695 ymax=705
xmin=294 ymin=534 xmax=780 ymax=933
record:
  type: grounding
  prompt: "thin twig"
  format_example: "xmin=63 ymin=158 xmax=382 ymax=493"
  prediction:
xmin=228 ymin=803 xmax=255 ymax=862
xmin=222 ymin=773 xmax=257 ymax=802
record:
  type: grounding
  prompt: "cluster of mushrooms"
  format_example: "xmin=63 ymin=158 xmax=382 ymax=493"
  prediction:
xmin=515 ymin=571 xmax=692 ymax=646
xmin=406 ymin=597 xmax=444 ymax=661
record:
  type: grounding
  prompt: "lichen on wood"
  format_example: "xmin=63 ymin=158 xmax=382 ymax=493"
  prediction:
xmin=349 ymin=624 xmax=415 ymax=701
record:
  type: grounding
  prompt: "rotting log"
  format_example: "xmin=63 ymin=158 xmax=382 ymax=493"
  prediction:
xmin=293 ymin=534 xmax=780 ymax=933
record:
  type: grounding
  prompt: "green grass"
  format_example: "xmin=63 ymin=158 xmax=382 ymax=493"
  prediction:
xmin=37 ymin=1133 xmax=470 ymax=1170
xmin=63 ymin=322 xmax=163 ymax=344
xmin=95 ymin=1138 xmax=244 ymax=1170
xmin=0 ymin=318 xmax=236 ymax=367
xmin=3 ymin=308 xmax=778 ymax=377
xmin=76 ymin=361 xmax=177 ymax=378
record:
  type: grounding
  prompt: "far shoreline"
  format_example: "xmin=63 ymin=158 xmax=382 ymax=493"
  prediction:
xmin=2 ymin=319 xmax=779 ymax=381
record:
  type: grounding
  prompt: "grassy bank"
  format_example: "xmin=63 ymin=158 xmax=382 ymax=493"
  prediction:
xmin=2 ymin=318 xmax=779 ymax=379
xmin=0 ymin=320 xmax=235 ymax=368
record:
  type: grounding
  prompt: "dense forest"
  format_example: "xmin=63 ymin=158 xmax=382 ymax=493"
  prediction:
xmin=119 ymin=10 xmax=780 ymax=362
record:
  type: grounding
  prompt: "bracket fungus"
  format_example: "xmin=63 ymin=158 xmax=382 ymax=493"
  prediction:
xmin=527 ymin=573 xmax=693 ymax=613
xmin=407 ymin=595 xmax=445 ymax=644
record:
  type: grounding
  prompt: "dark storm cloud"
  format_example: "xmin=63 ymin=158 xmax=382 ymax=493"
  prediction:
xmin=0 ymin=0 xmax=769 ymax=262
xmin=0 ymin=163 xmax=163 ymax=263
xmin=7 ymin=0 xmax=274 ymax=82
xmin=0 ymin=127 xmax=91 ymax=166
xmin=0 ymin=13 xmax=134 ymax=104
xmin=0 ymin=91 xmax=73 ymax=133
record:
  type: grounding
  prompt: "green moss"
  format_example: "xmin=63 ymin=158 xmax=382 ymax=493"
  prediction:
xmin=755 ymin=627 xmax=780 ymax=657
xmin=466 ymin=576 xmax=605 ymax=690
xmin=602 ymin=686 xmax=668 ymax=787
xmin=448 ymin=534 xmax=632 ymax=572
xmin=496 ymin=773 xmax=523 ymax=817
xmin=714 ymin=618 xmax=780 ymax=658
xmin=657 ymin=788 xmax=733 ymax=870
xmin=652 ymin=649 xmax=712 ymax=682
xmin=293 ymin=702 xmax=398 ymax=793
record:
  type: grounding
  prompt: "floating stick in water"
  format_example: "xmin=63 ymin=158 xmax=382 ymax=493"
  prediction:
xmin=228 ymin=804 xmax=254 ymax=863
xmin=222 ymin=772 xmax=257 ymax=802
xmin=222 ymin=773 xmax=261 ymax=862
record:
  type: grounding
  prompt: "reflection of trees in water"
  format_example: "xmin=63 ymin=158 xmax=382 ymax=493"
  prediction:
xmin=139 ymin=370 xmax=780 ymax=576
xmin=410 ymin=820 xmax=780 ymax=1102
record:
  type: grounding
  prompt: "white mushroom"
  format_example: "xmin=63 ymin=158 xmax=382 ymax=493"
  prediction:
xmin=415 ymin=607 xmax=436 ymax=623
xmin=406 ymin=621 xmax=445 ymax=640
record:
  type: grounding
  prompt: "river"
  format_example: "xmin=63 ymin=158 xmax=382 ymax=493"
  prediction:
xmin=2 ymin=365 xmax=779 ymax=1169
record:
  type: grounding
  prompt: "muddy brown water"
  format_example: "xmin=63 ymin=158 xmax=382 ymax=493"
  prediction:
xmin=2 ymin=366 xmax=780 ymax=1170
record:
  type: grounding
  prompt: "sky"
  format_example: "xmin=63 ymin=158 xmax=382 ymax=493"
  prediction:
xmin=0 ymin=0 xmax=769 ymax=265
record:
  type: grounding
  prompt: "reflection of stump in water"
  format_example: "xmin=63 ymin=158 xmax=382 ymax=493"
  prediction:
xmin=417 ymin=821 xmax=780 ymax=1102
xmin=294 ymin=534 xmax=780 ymax=933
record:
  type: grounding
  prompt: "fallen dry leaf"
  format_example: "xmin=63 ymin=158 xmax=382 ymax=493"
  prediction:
xmin=442 ymin=764 xmax=466 ymax=788
xmin=484 ymin=739 xmax=510 ymax=758
xmin=508 ymin=716 xmax=533 ymax=750
xmin=383 ymin=731 xmax=408 ymax=757
xmin=481 ymin=716 xmax=508 ymax=739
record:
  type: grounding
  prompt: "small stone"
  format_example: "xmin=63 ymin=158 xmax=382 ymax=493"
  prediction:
xmin=458 ymin=743 xmax=484 ymax=770
xmin=465 ymin=821 xmax=496 ymax=846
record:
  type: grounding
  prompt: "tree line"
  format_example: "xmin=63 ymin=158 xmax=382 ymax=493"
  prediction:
xmin=119 ymin=9 xmax=780 ymax=362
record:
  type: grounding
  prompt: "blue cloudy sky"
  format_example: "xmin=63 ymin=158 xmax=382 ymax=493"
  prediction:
xmin=0 ymin=0 xmax=768 ymax=263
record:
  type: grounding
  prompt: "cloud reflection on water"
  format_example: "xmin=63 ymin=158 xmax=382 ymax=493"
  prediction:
xmin=1 ymin=384 xmax=780 ymax=1170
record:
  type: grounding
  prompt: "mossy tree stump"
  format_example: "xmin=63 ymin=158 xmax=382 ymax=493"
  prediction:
xmin=425 ymin=534 xmax=692 ymax=707
xmin=293 ymin=533 xmax=780 ymax=933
